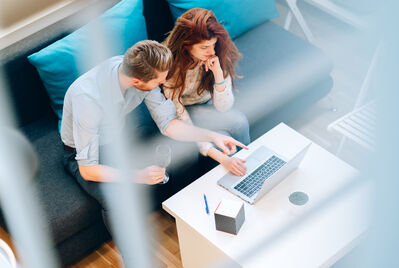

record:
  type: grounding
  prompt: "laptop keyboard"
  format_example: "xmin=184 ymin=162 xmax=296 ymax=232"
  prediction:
xmin=234 ymin=155 xmax=286 ymax=198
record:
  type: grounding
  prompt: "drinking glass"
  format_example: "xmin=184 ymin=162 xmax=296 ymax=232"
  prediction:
xmin=155 ymin=145 xmax=171 ymax=184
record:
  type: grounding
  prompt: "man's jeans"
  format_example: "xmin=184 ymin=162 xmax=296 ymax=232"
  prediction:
xmin=63 ymin=149 xmax=114 ymax=230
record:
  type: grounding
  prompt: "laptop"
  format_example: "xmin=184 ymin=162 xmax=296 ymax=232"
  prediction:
xmin=217 ymin=143 xmax=311 ymax=204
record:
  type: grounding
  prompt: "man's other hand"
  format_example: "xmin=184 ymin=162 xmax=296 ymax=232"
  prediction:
xmin=135 ymin=165 xmax=166 ymax=184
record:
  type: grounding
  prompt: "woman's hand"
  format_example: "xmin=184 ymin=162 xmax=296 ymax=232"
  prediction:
xmin=222 ymin=157 xmax=247 ymax=176
xmin=203 ymin=56 xmax=224 ymax=81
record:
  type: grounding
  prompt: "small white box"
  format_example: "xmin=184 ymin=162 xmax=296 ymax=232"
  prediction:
xmin=214 ymin=199 xmax=245 ymax=235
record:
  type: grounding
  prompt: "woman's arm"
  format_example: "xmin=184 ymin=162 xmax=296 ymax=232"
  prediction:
xmin=162 ymin=85 xmax=174 ymax=100
xmin=204 ymin=56 xmax=234 ymax=112
xmin=212 ymin=75 xmax=234 ymax=112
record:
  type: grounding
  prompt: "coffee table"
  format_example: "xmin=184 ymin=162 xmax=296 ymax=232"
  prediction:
xmin=162 ymin=123 xmax=370 ymax=267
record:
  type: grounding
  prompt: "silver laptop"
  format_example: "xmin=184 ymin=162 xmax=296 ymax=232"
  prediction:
xmin=217 ymin=143 xmax=311 ymax=204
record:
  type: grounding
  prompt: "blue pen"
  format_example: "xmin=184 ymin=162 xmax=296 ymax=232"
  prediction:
xmin=203 ymin=194 xmax=210 ymax=215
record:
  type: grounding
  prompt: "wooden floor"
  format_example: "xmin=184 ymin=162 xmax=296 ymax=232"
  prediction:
xmin=70 ymin=240 xmax=123 ymax=268
xmin=69 ymin=210 xmax=182 ymax=268
xmin=0 ymin=2 xmax=374 ymax=268
xmin=0 ymin=210 xmax=182 ymax=268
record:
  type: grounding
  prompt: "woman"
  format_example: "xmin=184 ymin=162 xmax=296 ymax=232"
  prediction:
xmin=163 ymin=8 xmax=250 ymax=176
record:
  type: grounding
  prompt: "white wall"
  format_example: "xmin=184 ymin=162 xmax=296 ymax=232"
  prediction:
xmin=0 ymin=0 xmax=104 ymax=50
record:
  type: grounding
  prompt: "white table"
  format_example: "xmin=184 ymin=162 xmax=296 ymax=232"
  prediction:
xmin=163 ymin=123 xmax=370 ymax=268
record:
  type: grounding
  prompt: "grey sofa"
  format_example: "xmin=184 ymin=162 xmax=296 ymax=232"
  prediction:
xmin=0 ymin=0 xmax=332 ymax=265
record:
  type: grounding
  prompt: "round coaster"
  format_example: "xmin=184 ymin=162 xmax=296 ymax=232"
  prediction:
xmin=289 ymin=191 xmax=309 ymax=206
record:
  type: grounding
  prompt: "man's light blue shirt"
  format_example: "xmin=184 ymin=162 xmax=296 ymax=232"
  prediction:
xmin=60 ymin=56 xmax=176 ymax=166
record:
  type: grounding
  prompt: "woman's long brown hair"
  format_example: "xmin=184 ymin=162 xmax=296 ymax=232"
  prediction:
xmin=163 ymin=8 xmax=242 ymax=102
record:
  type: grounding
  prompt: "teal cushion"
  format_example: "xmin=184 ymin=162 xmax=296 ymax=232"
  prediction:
xmin=166 ymin=0 xmax=279 ymax=39
xmin=28 ymin=0 xmax=147 ymax=119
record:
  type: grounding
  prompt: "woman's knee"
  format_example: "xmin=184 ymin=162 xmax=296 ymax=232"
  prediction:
xmin=238 ymin=109 xmax=249 ymax=126
xmin=228 ymin=109 xmax=249 ymax=130
xmin=226 ymin=109 xmax=250 ymax=144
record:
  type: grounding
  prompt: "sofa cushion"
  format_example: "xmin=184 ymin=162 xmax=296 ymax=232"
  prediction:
xmin=165 ymin=0 xmax=279 ymax=39
xmin=233 ymin=21 xmax=333 ymax=123
xmin=26 ymin=122 xmax=104 ymax=244
xmin=27 ymin=0 xmax=148 ymax=120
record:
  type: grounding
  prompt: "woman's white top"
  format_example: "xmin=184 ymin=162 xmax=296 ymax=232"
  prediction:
xmin=163 ymin=63 xmax=234 ymax=155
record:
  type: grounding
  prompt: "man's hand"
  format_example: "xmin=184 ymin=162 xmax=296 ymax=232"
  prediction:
xmin=135 ymin=165 xmax=165 ymax=185
xmin=211 ymin=132 xmax=248 ymax=155
xmin=222 ymin=157 xmax=247 ymax=176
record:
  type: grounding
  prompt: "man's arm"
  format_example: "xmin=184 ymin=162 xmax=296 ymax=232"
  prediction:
xmin=78 ymin=164 xmax=119 ymax=182
xmin=163 ymin=119 xmax=248 ymax=154
xmin=78 ymin=164 xmax=165 ymax=184
xmin=144 ymin=88 xmax=248 ymax=154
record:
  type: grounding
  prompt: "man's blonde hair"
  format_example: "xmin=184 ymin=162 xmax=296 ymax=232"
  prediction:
xmin=121 ymin=40 xmax=173 ymax=82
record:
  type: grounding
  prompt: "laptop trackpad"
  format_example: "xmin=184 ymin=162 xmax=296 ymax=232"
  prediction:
xmin=245 ymin=146 xmax=273 ymax=172
xmin=246 ymin=158 xmax=262 ymax=171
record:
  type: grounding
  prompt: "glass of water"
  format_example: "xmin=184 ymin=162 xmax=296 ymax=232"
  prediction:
xmin=155 ymin=144 xmax=171 ymax=184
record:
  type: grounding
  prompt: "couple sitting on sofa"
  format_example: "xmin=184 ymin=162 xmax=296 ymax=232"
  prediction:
xmin=62 ymin=7 xmax=251 ymax=229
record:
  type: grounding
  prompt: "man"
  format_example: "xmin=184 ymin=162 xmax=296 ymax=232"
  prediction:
xmin=61 ymin=40 xmax=247 ymax=217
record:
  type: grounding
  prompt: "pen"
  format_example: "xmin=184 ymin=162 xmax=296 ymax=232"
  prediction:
xmin=203 ymin=194 xmax=209 ymax=215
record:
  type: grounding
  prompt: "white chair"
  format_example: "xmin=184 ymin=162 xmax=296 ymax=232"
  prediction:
xmin=327 ymin=44 xmax=380 ymax=155
xmin=282 ymin=0 xmax=376 ymax=43
xmin=328 ymin=100 xmax=376 ymax=153
xmin=283 ymin=0 xmax=315 ymax=42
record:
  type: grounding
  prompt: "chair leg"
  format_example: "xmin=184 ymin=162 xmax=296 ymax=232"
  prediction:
xmin=284 ymin=10 xmax=293 ymax=30
xmin=285 ymin=0 xmax=315 ymax=43
xmin=336 ymin=136 xmax=347 ymax=156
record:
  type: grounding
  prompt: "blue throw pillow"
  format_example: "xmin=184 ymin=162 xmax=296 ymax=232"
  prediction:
xmin=166 ymin=0 xmax=279 ymax=39
xmin=28 ymin=0 xmax=147 ymax=120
